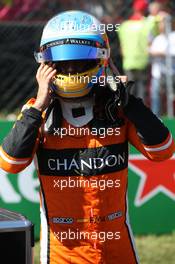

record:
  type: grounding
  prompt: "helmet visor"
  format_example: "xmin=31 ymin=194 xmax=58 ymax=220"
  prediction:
xmin=34 ymin=44 xmax=108 ymax=63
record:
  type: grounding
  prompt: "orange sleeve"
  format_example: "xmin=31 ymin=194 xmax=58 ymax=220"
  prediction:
xmin=0 ymin=138 xmax=40 ymax=173
xmin=0 ymin=98 xmax=43 ymax=173
xmin=127 ymin=120 xmax=175 ymax=161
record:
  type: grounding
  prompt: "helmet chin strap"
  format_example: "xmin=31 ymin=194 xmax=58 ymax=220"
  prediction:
xmin=58 ymin=96 xmax=94 ymax=127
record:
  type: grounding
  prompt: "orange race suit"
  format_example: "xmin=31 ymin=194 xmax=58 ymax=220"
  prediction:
xmin=0 ymin=95 xmax=174 ymax=264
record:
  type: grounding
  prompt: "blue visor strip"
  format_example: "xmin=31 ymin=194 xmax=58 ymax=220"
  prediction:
xmin=36 ymin=44 xmax=106 ymax=62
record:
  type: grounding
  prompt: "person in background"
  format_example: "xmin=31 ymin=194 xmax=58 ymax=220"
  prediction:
xmin=0 ymin=0 xmax=42 ymax=21
xmin=119 ymin=0 xmax=150 ymax=101
xmin=147 ymin=1 xmax=163 ymax=45
xmin=0 ymin=0 xmax=13 ymax=20
xmin=149 ymin=14 xmax=175 ymax=116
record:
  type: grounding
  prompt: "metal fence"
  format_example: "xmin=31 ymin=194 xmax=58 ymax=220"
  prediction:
xmin=0 ymin=22 xmax=44 ymax=113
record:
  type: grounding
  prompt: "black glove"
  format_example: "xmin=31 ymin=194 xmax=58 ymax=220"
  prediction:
xmin=105 ymin=72 xmax=134 ymax=125
xmin=93 ymin=64 xmax=135 ymax=127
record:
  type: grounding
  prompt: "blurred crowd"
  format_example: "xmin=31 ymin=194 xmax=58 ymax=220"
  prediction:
xmin=0 ymin=0 xmax=175 ymax=116
xmin=118 ymin=0 xmax=175 ymax=116
xmin=0 ymin=0 xmax=131 ymax=21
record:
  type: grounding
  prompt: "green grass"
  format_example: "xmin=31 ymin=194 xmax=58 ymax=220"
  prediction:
xmin=34 ymin=242 xmax=40 ymax=264
xmin=34 ymin=233 xmax=175 ymax=264
xmin=135 ymin=234 xmax=175 ymax=264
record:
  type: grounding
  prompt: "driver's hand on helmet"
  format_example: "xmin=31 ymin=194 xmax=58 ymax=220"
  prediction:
xmin=33 ymin=63 xmax=56 ymax=112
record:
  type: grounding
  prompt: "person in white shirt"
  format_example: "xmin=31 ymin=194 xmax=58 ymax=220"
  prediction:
xmin=149 ymin=15 xmax=175 ymax=116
